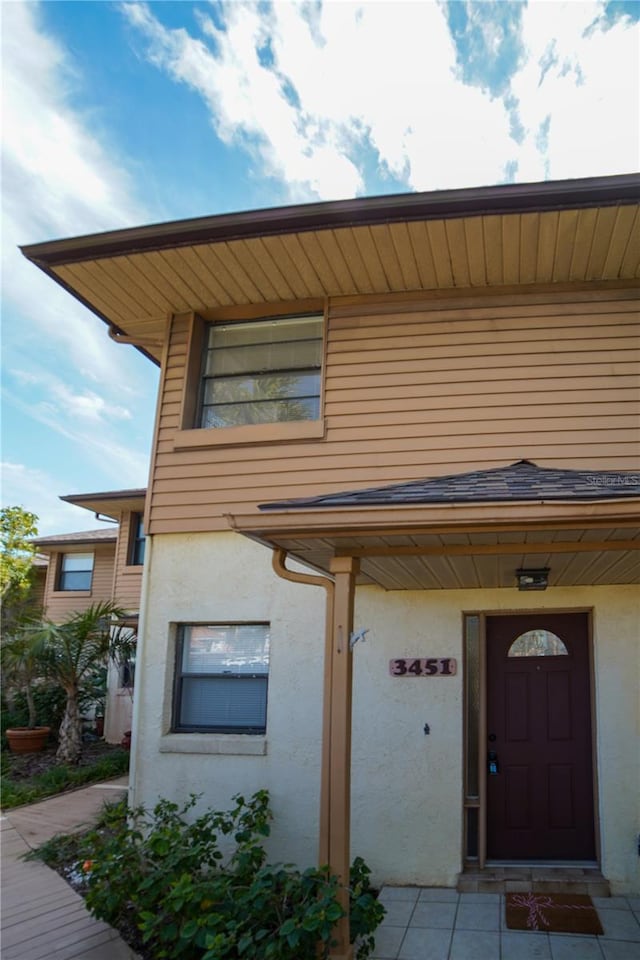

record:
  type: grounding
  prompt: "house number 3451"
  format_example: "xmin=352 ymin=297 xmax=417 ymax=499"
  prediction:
xmin=389 ymin=658 xmax=457 ymax=677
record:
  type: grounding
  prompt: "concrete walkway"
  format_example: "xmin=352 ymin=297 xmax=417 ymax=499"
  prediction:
xmin=1 ymin=777 xmax=140 ymax=959
xmin=373 ymin=886 xmax=640 ymax=960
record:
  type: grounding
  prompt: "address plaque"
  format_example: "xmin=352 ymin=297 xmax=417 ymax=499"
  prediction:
xmin=389 ymin=657 xmax=457 ymax=677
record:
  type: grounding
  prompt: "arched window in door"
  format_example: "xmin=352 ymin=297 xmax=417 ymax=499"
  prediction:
xmin=507 ymin=629 xmax=569 ymax=658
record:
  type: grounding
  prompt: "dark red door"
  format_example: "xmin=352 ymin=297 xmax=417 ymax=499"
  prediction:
xmin=486 ymin=613 xmax=595 ymax=860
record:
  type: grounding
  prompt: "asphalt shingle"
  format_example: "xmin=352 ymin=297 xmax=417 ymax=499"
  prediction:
xmin=260 ymin=460 xmax=640 ymax=510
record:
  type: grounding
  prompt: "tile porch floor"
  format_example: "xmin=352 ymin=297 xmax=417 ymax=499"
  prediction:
xmin=372 ymin=887 xmax=640 ymax=960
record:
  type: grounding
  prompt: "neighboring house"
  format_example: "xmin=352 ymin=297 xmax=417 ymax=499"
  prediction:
xmin=29 ymin=555 xmax=49 ymax=613
xmin=23 ymin=175 xmax=640 ymax=953
xmin=31 ymin=488 xmax=146 ymax=743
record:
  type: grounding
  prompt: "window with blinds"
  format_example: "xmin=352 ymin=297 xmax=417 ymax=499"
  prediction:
xmin=199 ymin=315 xmax=323 ymax=428
xmin=173 ymin=623 xmax=270 ymax=733
xmin=58 ymin=552 xmax=94 ymax=591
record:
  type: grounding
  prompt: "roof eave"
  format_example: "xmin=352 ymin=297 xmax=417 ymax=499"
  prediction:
xmin=60 ymin=488 xmax=147 ymax=504
xmin=60 ymin=489 xmax=147 ymax=522
xmin=228 ymin=497 xmax=640 ymax=540
xmin=20 ymin=173 xmax=640 ymax=268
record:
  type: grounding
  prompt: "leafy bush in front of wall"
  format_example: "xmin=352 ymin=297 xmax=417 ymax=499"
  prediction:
xmin=77 ymin=790 xmax=384 ymax=959
xmin=349 ymin=856 xmax=386 ymax=958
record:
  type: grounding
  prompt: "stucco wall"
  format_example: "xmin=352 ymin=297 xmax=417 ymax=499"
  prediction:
xmin=131 ymin=531 xmax=326 ymax=867
xmin=132 ymin=531 xmax=639 ymax=893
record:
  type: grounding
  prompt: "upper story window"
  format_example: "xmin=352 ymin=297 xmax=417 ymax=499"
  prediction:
xmin=199 ymin=314 xmax=323 ymax=429
xmin=128 ymin=513 xmax=145 ymax=566
xmin=58 ymin=552 xmax=94 ymax=591
xmin=173 ymin=623 xmax=270 ymax=734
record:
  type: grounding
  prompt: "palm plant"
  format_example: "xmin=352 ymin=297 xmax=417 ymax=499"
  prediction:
xmin=32 ymin=601 xmax=134 ymax=765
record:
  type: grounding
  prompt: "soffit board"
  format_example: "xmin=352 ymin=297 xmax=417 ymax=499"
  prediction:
xmin=229 ymin=491 xmax=640 ymax=589
xmin=51 ymin=205 xmax=640 ymax=341
xmin=21 ymin=176 xmax=640 ymax=366
xmin=243 ymin=524 xmax=640 ymax=590
xmin=60 ymin=489 xmax=147 ymax=521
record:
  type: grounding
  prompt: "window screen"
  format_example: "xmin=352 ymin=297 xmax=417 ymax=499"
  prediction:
xmin=200 ymin=315 xmax=323 ymax=428
xmin=174 ymin=624 xmax=270 ymax=733
xmin=58 ymin=553 xmax=94 ymax=591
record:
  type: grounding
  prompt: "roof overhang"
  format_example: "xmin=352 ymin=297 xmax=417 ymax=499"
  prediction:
xmin=60 ymin=488 xmax=146 ymax=522
xmin=20 ymin=174 xmax=640 ymax=366
xmin=227 ymin=498 xmax=640 ymax=590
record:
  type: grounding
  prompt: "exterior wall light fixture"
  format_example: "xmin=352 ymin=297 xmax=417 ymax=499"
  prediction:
xmin=516 ymin=568 xmax=550 ymax=591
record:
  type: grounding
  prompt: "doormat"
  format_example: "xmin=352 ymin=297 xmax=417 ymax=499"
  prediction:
xmin=505 ymin=893 xmax=603 ymax=935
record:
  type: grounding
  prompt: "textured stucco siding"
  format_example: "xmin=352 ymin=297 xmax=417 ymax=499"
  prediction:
xmin=131 ymin=532 xmax=639 ymax=893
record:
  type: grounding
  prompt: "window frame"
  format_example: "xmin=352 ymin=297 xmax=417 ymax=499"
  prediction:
xmin=198 ymin=313 xmax=324 ymax=431
xmin=175 ymin=304 xmax=327 ymax=450
xmin=57 ymin=551 xmax=94 ymax=592
xmin=172 ymin=622 xmax=270 ymax=735
xmin=128 ymin=512 xmax=146 ymax=566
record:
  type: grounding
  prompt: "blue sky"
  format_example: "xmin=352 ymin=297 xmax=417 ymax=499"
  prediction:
xmin=2 ymin=0 xmax=638 ymax=535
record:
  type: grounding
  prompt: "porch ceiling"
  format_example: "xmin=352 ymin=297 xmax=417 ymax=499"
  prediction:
xmin=228 ymin=503 xmax=640 ymax=590
xmin=20 ymin=175 xmax=640 ymax=366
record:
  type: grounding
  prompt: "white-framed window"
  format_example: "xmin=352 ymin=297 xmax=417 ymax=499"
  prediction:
xmin=173 ymin=623 xmax=270 ymax=734
xmin=199 ymin=314 xmax=323 ymax=428
xmin=58 ymin=552 xmax=94 ymax=591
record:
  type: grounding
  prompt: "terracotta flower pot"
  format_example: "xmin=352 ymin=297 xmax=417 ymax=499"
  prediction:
xmin=6 ymin=726 xmax=51 ymax=754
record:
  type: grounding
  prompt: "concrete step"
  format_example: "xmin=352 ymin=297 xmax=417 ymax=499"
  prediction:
xmin=457 ymin=865 xmax=610 ymax=897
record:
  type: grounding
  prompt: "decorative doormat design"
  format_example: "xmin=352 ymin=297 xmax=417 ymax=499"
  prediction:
xmin=505 ymin=893 xmax=603 ymax=935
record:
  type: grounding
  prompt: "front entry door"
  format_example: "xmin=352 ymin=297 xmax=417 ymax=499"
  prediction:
xmin=486 ymin=613 xmax=595 ymax=860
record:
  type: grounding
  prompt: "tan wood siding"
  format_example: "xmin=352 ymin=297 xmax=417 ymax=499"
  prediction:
xmin=30 ymin=568 xmax=47 ymax=611
xmin=112 ymin=511 xmax=143 ymax=612
xmin=43 ymin=545 xmax=117 ymax=622
xmin=147 ymin=290 xmax=640 ymax=535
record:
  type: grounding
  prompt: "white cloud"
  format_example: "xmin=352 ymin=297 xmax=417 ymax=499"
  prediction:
xmin=121 ymin=1 xmax=515 ymax=199
xmin=11 ymin=369 xmax=133 ymax=423
xmin=3 ymin=384 xmax=148 ymax=490
xmin=122 ymin=1 xmax=638 ymax=199
xmin=1 ymin=1 xmax=153 ymax=387
xmin=0 ymin=462 xmax=100 ymax=537
xmin=49 ymin=383 xmax=133 ymax=424
xmin=508 ymin=2 xmax=639 ymax=180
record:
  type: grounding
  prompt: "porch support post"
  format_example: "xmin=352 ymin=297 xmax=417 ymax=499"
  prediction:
xmin=323 ymin=555 xmax=359 ymax=960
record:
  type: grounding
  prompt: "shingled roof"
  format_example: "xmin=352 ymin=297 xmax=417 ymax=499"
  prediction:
xmin=260 ymin=460 xmax=640 ymax=511
xmin=31 ymin=528 xmax=118 ymax=547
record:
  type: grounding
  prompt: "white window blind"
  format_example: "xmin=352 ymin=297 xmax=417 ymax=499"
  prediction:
xmin=175 ymin=624 xmax=269 ymax=733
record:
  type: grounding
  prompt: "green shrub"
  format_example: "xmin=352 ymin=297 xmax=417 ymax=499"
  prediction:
xmin=78 ymin=790 xmax=384 ymax=960
xmin=349 ymin=856 xmax=386 ymax=958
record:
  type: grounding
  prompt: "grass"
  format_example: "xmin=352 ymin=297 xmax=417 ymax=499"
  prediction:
xmin=1 ymin=747 xmax=129 ymax=809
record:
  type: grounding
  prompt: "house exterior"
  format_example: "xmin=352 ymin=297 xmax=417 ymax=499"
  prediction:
xmin=23 ymin=175 xmax=639 ymax=956
xmin=31 ymin=488 xmax=146 ymax=742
